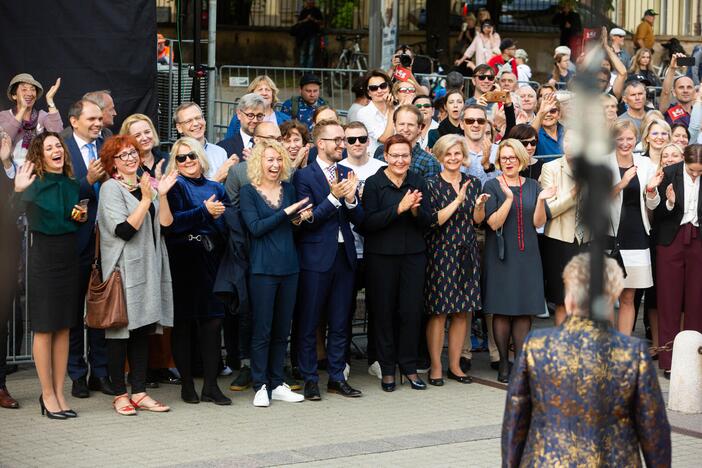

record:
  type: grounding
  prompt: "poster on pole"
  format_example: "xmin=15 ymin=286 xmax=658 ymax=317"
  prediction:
xmin=380 ymin=0 xmax=398 ymax=70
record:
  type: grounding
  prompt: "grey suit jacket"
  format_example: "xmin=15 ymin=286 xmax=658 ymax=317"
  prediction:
xmin=225 ymin=161 xmax=250 ymax=207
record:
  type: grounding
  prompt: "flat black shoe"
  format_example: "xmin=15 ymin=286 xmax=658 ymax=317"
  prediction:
xmin=459 ymin=357 xmax=472 ymax=373
xmin=88 ymin=375 xmax=116 ymax=396
xmin=490 ymin=361 xmax=500 ymax=371
xmin=60 ymin=409 xmax=78 ymax=418
xmin=159 ymin=369 xmax=182 ymax=385
xmin=229 ymin=365 xmax=252 ymax=391
xmin=39 ymin=396 xmax=68 ymax=420
xmin=201 ymin=388 xmax=232 ymax=406
xmin=401 ymin=374 xmax=427 ymax=390
xmin=327 ymin=380 xmax=362 ymax=397
xmin=497 ymin=361 xmax=510 ymax=383
xmin=304 ymin=381 xmax=321 ymax=401
xmin=663 ymin=370 xmax=671 ymax=380
xmin=181 ymin=384 xmax=200 ymax=404
xmin=71 ymin=377 xmax=90 ymax=399
xmin=381 ymin=380 xmax=396 ymax=392
xmin=428 ymin=377 xmax=444 ymax=387
xmin=447 ymin=370 xmax=473 ymax=384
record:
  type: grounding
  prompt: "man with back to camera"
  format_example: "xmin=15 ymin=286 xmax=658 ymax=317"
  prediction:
xmin=216 ymin=93 xmax=267 ymax=167
xmin=292 ymin=119 xmax=364 ymax=401
xmin=174 ymin=101 xmax=237 ymax=182
xmin=372 ymin=105 xmax=440 ymax=179
xmin=281 ymin=73 xmax=327 ymax=131
xmin=64 ymin=99 xmax=114 ymax=398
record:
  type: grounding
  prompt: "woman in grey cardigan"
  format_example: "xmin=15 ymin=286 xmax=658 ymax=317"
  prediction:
xmin=97 ymin=135 xmax=176 ymax=416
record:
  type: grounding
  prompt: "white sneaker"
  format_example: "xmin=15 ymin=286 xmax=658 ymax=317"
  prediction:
xmin=253 ymin=385 xmax=270 ymax=407
xmin=271 ymin=383 xmax=304 ymax=403
xmin=343 ymin=362 xmax=351 ymax=380
xmin=368 ymin=361 xmax=382 ymax=379
xmin=220 ymin=365 xmax=233 ymax=376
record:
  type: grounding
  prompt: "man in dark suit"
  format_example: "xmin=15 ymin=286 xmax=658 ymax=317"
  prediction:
xmin=292 ymin=120 xmax=364 ymax=400
xmin=216 ymin=93 xmax=266 ymax=162
xmin=64 ymin=99 xmax=114 ymax=398
xmin=60 ymin=90 xmax=116 ymax=140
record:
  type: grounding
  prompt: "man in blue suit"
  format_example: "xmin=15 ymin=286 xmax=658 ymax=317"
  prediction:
xmin=292 ymin=120 xmax=364 ymax=400
xmin=64 ymin=99 xmax=114 ymax=398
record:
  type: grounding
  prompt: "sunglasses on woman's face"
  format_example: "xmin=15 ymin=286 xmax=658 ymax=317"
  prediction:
xmin=397 ymin=87 xmax=416 ymax=94
xmin=475 ymin=75 xmax=494 ymax=81
xmin=520 ymin=139 xmax=538 ymax=147
xmin=368 ymin=82 xmax=389 ymax=92
xmin=175 ymin=152 xmax=198 ymax=163
xmin=346 ymin=135 xmax=368 ymax=144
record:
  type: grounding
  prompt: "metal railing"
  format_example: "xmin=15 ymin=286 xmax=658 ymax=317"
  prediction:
xmin=5 ymin=222 xmax=32 ymax=364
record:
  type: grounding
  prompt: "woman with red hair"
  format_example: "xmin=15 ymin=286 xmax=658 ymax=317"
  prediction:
xmin=97 ymin=135 xmax=176 ymax=415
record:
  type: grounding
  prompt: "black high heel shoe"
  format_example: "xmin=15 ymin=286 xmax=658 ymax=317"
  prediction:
xmin=381 ymin=380 xmax=396 ymax=392
xmin=447 ymin=370 xmax=473 ymax=384
xmin=497 ymin=361 xmax=510 ymax=383
xmin=39 ymin=396 xmax=68 ymax=420
xmin=60 ymin=409 xmax=78 ymax=418
xmin=401 ymin=374 xmax=427 ymax=390
xmin=428 ymin=376 xmax=444 ymax=386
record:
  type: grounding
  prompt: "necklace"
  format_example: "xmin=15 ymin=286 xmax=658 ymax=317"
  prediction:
xmin=503 ymin=175 xmax=525 ymax=252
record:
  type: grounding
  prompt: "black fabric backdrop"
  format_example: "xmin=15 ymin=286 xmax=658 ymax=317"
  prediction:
xmin=0 ymin=1 xmax=157 ymax=132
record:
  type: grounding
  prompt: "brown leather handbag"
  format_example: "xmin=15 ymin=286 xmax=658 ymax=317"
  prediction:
xmin=85 ymin=226 xmax=129 ymax=329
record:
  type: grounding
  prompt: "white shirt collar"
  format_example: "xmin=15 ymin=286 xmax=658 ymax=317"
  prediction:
xmin=240 ymin=129 xmax=253 ymax=148
xmin=73 ymin=133 xmax=94 ymax=149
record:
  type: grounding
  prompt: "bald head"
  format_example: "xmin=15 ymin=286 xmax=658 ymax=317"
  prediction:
xmin=254 ymin=122 xmax=282 ymax=143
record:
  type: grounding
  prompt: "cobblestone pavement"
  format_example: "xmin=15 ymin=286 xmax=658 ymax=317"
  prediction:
xmin=1 ymin=344 xmax=700 ymax=468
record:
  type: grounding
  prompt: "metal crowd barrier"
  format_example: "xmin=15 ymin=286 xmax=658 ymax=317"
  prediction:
xmin=5 ymin=222 xmax=32 ymax=364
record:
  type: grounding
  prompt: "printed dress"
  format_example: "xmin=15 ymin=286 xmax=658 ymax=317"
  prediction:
xmin=424 ymin=173 xmax=482 ymax=315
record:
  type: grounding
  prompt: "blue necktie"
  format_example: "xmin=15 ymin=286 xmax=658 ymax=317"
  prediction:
xmin=86 ymin=143 xmax=100 ymax=196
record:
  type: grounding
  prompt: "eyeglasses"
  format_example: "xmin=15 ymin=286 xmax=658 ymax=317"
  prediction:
xmin=116 ymin=149 xmax=139 ymax=161
xmin=415 ymin=103 xmax=432 ymax=109
xmin=175 ymin=152 xmax=198 ymax=163
xmin=257 ymin=135 xmax=283 ymax=142
xmin=520 ymin=139 xmax=538 ymax=147
xmin=368 ymin=82 xmax=389 ymax=92
xmin=475 ymin=75 xmax=494 ymax=81
xmin=242 ymin=112 xmax=265 ymax=121
xmin=397 ymin=87 xmax=416 ymax=94
xmin=346 ymin=136 xmax=368 ymax=144
xmin=321 ymin=137 xmax=345 ymax=146
xmin=386 ymin=153 xmax=411 ymax=160
xmin=500 ymin=156 xmax=518 ymax=163
xmin=178 ymin=115 xmax=204 ymax=127
xmin=464 ymin=118 xmax=487 ymax=125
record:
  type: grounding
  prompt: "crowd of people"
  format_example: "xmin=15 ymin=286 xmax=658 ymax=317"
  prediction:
xmin=0 ymin=14 xmax=692 ymax=462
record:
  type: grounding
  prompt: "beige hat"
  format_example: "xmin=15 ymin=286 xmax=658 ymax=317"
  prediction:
xmin=7 ymin=73 xmax=44 ymax=101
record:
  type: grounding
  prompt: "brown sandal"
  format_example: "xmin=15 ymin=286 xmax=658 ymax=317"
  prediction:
xmin=113 ymin=394 xmax=137 ymax=416
xmin=130 ymin=394 xmax=170 ymax=413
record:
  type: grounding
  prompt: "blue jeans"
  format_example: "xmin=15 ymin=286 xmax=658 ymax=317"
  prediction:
xmin=299 ymin=35 xmax=317 ymax=68
xmin=249 ymin=273 xmax=299 ymax=392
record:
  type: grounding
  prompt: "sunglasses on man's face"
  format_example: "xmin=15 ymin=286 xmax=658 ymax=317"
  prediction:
xmin=368 ymin=82 xmax=389 ymax=92
xmin=175 ymin=152 xmax=198 ymax=163
xmin=464 ymin=118 xmax=487 ymax=125
xmin=415 ymin=103 xmax=432 ymax=109
xmin=346 ymin=135 xmax=368 ymax=145
xmin=520 ymin=139 xmax=538 ymax=147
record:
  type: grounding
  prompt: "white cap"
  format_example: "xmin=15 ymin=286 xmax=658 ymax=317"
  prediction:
xmin=609 ymin=28 xmax=626 ymax=37
xmin=554 ymin=45 xmax=571 ymax=56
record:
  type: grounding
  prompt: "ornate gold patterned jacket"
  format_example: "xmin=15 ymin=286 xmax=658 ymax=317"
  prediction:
xmin=502 ymin=316 xmax=671 ymax=467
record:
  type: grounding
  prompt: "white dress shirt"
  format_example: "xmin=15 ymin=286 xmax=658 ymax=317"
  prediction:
xmin=73 ymin=133 xmax=97 ymax=170
xmin=203 ymin=140 xmax=228 ymax=180
xmin=316 ymin=158 xmax=358 ymax=242
xmin=239 ymin=128 xmax=253 ymax=149
xmin=667 ymin=167 xmax=700 ymax=226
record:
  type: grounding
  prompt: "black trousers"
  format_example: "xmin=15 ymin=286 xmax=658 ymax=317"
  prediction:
xmin=171 ymin=317 xmax=223 ymax=392
xmin=366 ymin=252 xmax=426 ymax=376
xmin=107 ymin=325 xmax=153 ymax=395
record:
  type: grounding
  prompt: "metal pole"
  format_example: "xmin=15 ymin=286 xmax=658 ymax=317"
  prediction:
xmin=207 ymin=0 xmax=217 ymax=140
xmin=191 ymin=0 xmax=203 ymax=105
xmin=368 ymin=0 xmax=382 ymax=69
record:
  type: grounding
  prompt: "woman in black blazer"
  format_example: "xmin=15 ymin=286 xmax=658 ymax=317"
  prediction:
xmin=362 ymin=134 xmax=433 ymax=392
xmin=651 ymin=144 xmax=702 ymax=377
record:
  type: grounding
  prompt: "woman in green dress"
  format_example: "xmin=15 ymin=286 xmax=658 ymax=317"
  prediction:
xmin=13 ymin=132 xmax=87 ymax=419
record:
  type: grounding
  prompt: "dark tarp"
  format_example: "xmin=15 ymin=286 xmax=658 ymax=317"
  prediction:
xmin=0 ymin=1 xmax=157 ymax=131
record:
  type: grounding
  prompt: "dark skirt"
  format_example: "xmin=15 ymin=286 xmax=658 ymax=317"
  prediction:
xmin=168 ymin=236 xmax=226 ymax=321
xmin=27 ymin=231 xmax=80 ymax=332
xmin=542 ymin=236 xmax=584 ymax=305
